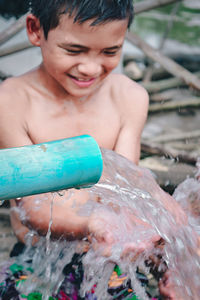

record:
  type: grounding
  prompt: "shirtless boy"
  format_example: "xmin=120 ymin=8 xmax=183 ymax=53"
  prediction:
xmin=0 ymin=1 xmax=187 ymax=298
xmin=0 ymin=0 xmax=151 ymax=242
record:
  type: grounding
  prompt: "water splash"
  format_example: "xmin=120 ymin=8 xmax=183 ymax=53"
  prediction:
xmin=14 ymin=148 xmax=200 ymax=299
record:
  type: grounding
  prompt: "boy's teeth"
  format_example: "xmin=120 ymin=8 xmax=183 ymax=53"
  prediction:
xmin=77 ymin=78 xmax=90 ymax=81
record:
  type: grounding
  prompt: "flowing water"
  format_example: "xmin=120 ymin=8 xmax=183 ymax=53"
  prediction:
xmin=7 ymin=149 xmax=200 ymax=300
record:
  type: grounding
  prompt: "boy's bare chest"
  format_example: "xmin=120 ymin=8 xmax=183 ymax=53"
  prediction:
xmin=27 ymin=99 xmax=121 ymax=150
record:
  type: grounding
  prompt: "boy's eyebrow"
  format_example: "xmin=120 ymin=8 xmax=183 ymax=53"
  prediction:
xmin=59 ymin=43 xmax=122 ymax=50
xmin=60 ymin=43 xmax=88 ymax=49
xmin=104 ymin=45 xmax=122 ymax=50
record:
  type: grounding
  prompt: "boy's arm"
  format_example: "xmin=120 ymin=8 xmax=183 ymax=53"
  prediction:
xmin=111 ymin=76 xmax=187 ymax=224
xmin=0 ymin=81 xmax=147 ymax=245
xmin=113 ymin=75 xmax=149 ymax=164
xmin=0 ymin=82 xmax=33 ymax=149
xmin=0 ymin=83 xmax=93 ymax=240
xmin=18 ymin=190 xmax=91 ymax=240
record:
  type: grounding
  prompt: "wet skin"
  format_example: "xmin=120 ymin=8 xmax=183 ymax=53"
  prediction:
xmin=0 ymin=13 xmax=159 ymax=251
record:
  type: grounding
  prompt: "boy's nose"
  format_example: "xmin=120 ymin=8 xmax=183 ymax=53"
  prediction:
xmin=77 ymin=61 xmax=102 ymax=78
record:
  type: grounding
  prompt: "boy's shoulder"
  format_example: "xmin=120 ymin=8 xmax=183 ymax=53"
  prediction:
xmin=108 ymin=73 xmax=147 ymax=94
xmin=0 ymin=75 xmax=32 ymax=123
xmin=107 ymin=73 xmax=149 ymax=105
xmin=0 ymin=75 xmax=26 ymax=97
xmin=0 ymin=74 xmax=31 ymax=106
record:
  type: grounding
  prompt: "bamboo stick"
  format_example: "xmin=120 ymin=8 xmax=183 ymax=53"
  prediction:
xmin=126 ymin=31 xmax=200 ymax=91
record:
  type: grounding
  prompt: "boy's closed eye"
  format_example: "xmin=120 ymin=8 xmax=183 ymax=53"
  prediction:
xmin=59 ymin=43 xmax=87 ymax=55
xmin=102 ymin=50 xmax=118 ymax=56
xmin=66 ymin=49 xmax=84 ymax=54
xmin=65 ymin=48 xmax=120 ymax=56
xmin=59 ymin=43 xmax=121 ymax=56
xmin=102 ymin=45 xmax=122 ymax=56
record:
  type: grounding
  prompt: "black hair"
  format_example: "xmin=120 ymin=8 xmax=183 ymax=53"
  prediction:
xmin=30 ymin=0 xmax=134 ymax=39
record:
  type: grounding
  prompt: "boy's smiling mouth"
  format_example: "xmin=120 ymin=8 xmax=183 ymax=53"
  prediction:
xmin=67 ymin=74 xmax=96 ymax=87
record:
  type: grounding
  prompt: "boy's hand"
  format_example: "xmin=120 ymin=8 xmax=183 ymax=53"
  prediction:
xmin=87 ymin=207 xmax=161 ymax=260
xmin=159 ymin=270 xmax=185 ymax=300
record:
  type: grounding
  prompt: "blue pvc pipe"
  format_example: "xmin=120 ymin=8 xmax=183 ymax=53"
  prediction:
xmin=0 ymin=135 xmax=103 ymax=201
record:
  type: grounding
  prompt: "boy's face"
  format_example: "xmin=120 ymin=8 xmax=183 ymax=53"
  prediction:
xmin=38 ymin=14 xmax=128 ymax=98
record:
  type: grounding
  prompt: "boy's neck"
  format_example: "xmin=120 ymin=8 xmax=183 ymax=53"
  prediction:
xmin=37 ymin=63 xmax=96 ymax=103
xmin=38 ymin=63 xmax=71 ymax=100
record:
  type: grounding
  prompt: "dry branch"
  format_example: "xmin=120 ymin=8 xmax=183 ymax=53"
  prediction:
xmin=150 ymin=89 xmax=187 ymax=102
xmin=149 ymin=97 xmax=200 ymax=112
xmin=0 ymin=13 xmax=28 ymax=46
xmin=143 ymin=77 xmax=185 ymax=93
xmin=141 ymin=141 xmax=198 ymax=164
xmin=0 ymin=41 xmax=33 ymax=57
xmin=126 ymin=31 xmax=200 ymax=91
xmin=150 ymin=130 xmax=200 ymax=143
xmin=142 ymin=72 xmax=200 ymax=93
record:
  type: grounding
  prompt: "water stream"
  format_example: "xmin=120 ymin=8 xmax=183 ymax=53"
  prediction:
xmin=7 ymin=149 xmax=200 ymax=299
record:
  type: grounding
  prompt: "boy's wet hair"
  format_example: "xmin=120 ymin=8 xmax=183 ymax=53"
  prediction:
xmin=30 ymin=0 xmax=134 ymax=39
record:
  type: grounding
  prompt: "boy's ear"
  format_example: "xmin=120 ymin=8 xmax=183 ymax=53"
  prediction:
xmin=26 ymin=14 xmax=43 ymax=46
